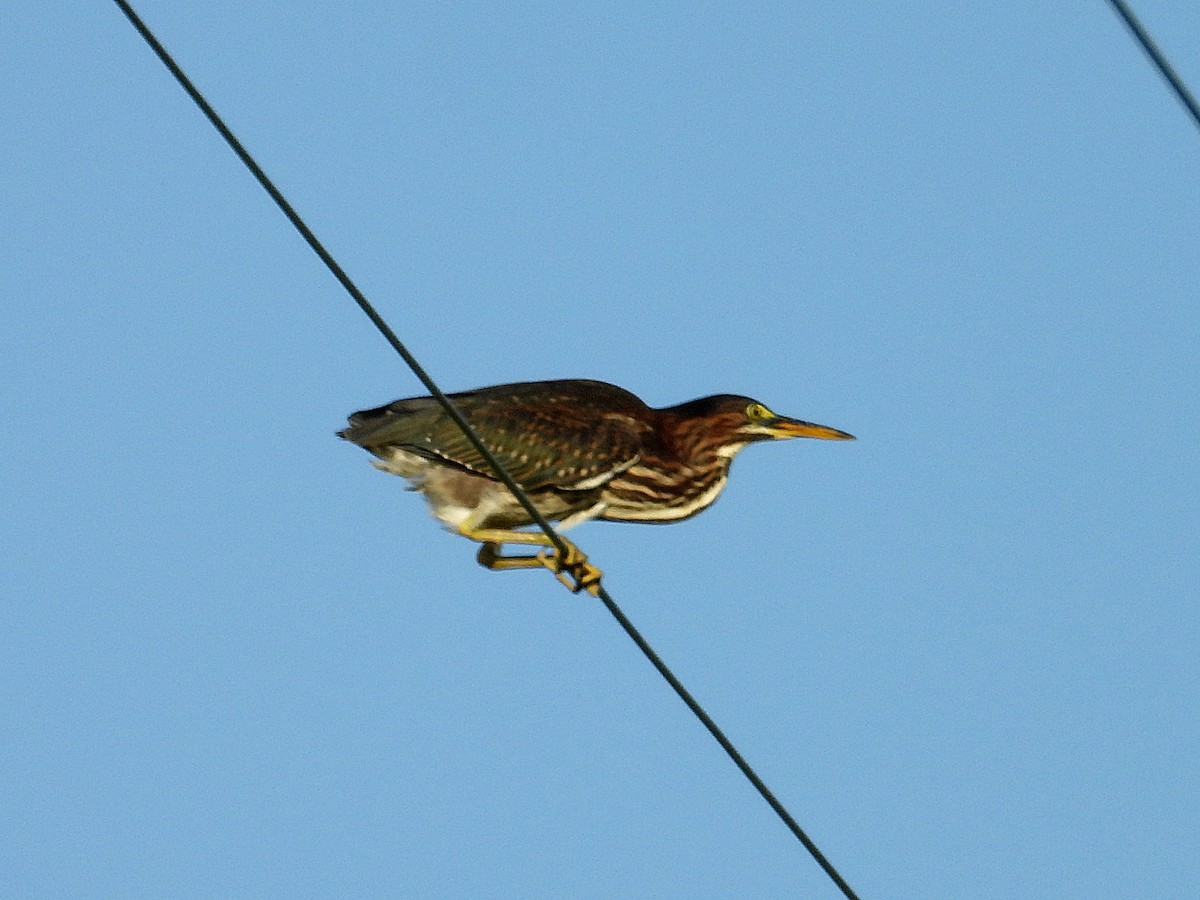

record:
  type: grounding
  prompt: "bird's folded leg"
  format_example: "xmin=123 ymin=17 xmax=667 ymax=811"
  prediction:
xmin=471 ymin=532 xmax=602 ymax=596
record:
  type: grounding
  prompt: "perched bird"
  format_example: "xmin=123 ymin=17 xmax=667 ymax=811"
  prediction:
xmin=339 ymin=379 xmax=854 ymax=594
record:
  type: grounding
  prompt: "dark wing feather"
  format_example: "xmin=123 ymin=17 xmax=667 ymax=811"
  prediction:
xmin=339 ymin=380 xmax=650 ymax=490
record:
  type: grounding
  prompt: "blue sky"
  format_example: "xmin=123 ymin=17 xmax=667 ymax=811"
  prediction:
xmin=4 ymin=3 xmax=1199 ymax=897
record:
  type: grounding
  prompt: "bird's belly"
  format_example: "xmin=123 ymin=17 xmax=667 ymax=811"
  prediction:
xmin=372 ymin=450 xmax=601 ymax=530
xmin=433 ymin=480 xmax=600 ymax=530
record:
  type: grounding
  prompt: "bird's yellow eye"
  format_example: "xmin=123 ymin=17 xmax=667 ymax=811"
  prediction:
xmin=746 ymin=403 xmax=773 ymax=421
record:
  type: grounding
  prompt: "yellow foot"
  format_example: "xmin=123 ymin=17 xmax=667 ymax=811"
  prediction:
xmin=537 ymin=544 xmax=604 ymax=596
xmin=475 ymin=540 xmax=603 ymax=596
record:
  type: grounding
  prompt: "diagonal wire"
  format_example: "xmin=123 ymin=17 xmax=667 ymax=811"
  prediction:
xmin=592 ymin=590 xmax=861 ymax=899
xmin=110 ymin=3 xmax=861 ymax=897
xmin=1105 ymin=0 xmax=1200 ymax=131
xmin=108 ymin=0 xmax=569 ymax=562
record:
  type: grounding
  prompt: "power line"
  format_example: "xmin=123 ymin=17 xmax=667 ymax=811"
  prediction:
xmin=110 ymin=2 xmax=861 ymax=897
xmin=1106 ymin=0 xmax=1200 ymax=131
xmin=108 ymin=0 xmax=567 ymax=561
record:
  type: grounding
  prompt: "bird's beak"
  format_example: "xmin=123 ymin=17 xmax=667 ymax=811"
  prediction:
xmin=766 ymin=417 xmax=856 ymax=441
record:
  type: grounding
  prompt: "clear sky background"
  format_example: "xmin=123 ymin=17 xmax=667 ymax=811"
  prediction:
xmin=4 ymin=3 xmax=1198 ymax=898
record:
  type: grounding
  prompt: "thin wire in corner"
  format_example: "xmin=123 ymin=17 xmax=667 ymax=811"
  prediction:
xmin=1106 ymin=0 xmax=1200 ymax=131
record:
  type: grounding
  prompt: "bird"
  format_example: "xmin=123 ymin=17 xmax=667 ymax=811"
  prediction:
xmin=338 ymin=379 xmax=854 ymax=595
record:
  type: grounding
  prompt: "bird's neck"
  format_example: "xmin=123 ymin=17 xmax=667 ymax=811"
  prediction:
xmin=668 ymin=421 xmax=748 ymax=471
xmin=641 ymin=431 xmax=744 ymax=497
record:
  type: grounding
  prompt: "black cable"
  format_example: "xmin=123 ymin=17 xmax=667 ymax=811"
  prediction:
xmin=1106 ymin=0 xmax=1200 ymax=131
xmin=593 ymin=590 xmax=861 ymax=898
xmin=108 ymin=0 xmax=569 ymax=561
xmin=110 ymin=3 xmax=861 ymax=897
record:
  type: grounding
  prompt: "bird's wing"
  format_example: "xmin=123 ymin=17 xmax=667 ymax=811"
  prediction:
xmin=340 ymin=383 xmax=648 ymax=491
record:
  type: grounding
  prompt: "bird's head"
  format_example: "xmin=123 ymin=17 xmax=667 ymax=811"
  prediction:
xmin=666 ymin=395 xmax=855 ymax=459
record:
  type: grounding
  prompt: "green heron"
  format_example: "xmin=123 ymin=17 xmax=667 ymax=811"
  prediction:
xmin=339 ymin=379 xmax=853 ymax=595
